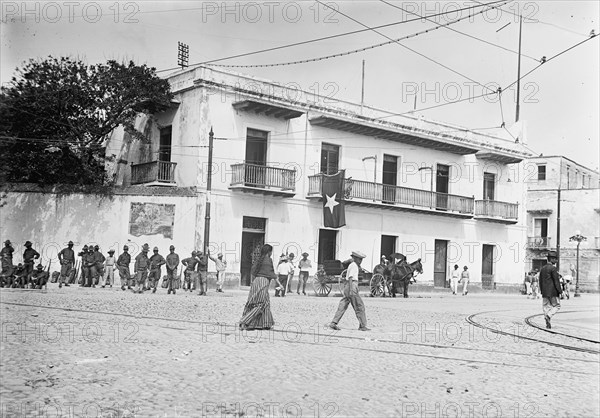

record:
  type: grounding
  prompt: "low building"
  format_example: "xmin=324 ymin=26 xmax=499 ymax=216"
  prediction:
xmin=525 ymin=156 xmax=600 ymax=292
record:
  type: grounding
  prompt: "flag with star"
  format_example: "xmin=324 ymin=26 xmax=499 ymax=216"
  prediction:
xmin=322 ymin=170 xmax=346 ymax=228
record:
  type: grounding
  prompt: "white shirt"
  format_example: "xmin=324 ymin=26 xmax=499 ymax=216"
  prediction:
xmin=346 ymin=262 xmax=359 ymax=282
xmin=451 ymin=269 xmax=460 ymax=280
xmin=277 ymin=262 xmax=292 ymax=275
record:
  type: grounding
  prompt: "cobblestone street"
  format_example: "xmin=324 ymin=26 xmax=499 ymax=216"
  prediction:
xmin=1 ymin=285 xmax=599 ymax=418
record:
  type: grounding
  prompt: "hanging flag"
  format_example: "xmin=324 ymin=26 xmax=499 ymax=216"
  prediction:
xmin=322 ymin=170 xmax=346 ymax=228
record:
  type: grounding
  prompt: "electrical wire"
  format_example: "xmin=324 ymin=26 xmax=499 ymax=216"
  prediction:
xmin=155 ymin=0 xmax=510 ymax=73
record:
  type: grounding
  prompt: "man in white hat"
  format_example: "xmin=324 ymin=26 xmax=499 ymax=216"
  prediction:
xmin=329 ymin=251 xmax=370 ymax=331
xmin=208 ymin=251 xmax=227 ymax=293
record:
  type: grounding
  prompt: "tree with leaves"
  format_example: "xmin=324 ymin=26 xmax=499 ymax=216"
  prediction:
xmin=0 ymin=57 xmax=173 ymax=185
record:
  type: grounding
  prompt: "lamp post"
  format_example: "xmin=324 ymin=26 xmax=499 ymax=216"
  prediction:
xmin=569 ymin=230 xmax=587 ymax=297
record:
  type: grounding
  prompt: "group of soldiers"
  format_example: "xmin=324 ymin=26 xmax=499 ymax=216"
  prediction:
xmin=0 ymin=240 xmax=228 ymax=295
xmin=0 ymin=240 xmax=48 ymax=289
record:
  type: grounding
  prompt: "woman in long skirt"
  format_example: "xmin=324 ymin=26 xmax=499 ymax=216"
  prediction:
xmin=239 ymin=244 xmax=277 ymax=330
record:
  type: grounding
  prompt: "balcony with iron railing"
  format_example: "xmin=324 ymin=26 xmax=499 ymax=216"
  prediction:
xmin=229 ymin=162 xmax=296 ymax=197
xmin=474 ymin=199 xmax=519 ymax=224
xmin=131 ymin=161 xmax=177 ymax=186
xmin=307 ymin=174 xmax=474 ymax=217
xmin=527 ymin=236 xmax=552 ymax=249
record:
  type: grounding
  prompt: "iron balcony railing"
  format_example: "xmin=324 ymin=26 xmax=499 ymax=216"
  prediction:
xmin=475 ymin=200 xmax=519 ymax=220
xmin=131 ymin=161 xmax=177 ymax=185
xmin=308 ymin=174 xmax=474 ymax=214
xmin=231 ymin=163 xmax=296 ymax=191
xmin=527 ymin=236 xmax=552 ymax=249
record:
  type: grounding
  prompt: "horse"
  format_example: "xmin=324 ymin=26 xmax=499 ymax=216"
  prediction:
xmin=383 ymin=258 xmax=423 ymax=298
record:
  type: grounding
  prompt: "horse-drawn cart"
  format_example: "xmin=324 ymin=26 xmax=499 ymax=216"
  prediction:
xmin=312 ymin=259 xmax=385 ymax=296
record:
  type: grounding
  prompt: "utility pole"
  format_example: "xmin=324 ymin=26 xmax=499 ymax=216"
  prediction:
xmin=556 ymin=188 xmax=561 ymax=271
xmin=515 ymin=15 xmax=522 ymax=122
xmin=203 ymin=128 xmax=214 ymax=255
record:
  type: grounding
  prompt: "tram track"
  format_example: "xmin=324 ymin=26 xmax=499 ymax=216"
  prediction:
xmin=467 ymin=311 xmax=600 ymax=355
xmin=2 ymin=300 xmax=599 ymax=373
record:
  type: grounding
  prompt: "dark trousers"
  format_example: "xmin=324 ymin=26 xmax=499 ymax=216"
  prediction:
xmin=332 ymin=281 xmax=367 ymax=328
xmin=276 ymin=274 xmax=288 ymax=296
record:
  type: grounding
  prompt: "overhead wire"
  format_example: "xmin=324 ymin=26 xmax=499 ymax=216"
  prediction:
xmin=213 ymin=1 xmax=515 ymax=68
xmin=155 ymin=0 xmax=510 ymax=73
xmin=313 ymin=0 xmax=495 ymax=94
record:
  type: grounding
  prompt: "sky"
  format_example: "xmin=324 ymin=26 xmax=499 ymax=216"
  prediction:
xmin=1 ymin=0 xmax=599 ymax=171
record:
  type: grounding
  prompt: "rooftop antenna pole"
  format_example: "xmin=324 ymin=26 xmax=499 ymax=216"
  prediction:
xmin=515 ymin=15 xmax=522 ymax=122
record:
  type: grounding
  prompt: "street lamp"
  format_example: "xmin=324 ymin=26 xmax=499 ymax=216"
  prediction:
xmin=569 ymin=230 xmax=587 ymax=297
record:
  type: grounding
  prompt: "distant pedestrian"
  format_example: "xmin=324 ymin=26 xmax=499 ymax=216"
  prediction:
xmin=209 ymin=251 xmax=227 ymax=293
xmin=524 ymin=272 xmax=532 ymax=296
xmin=239 ymin=244 xmax=276 ymax=331
xmin=329 ymin=251 xmax=370 ymax=331
xmin=196 ymin=250 xmax=208 ymax=296
xmin=450 ymin=265 xmax=460 ymax=295
xmin=92 ymin=245 xmax=105 ymax=286
xmin=461 ymin=266 xmax=470 ymax=295
xmin=296 ymin=252 xmax=312 ymax=295
xmin=117 ymin=245 xmax=132 ymax=291
xmin=1 ymin=240 xmax=14 ymax=279
xmin=166 ymin=245 xmax=180 ymax=295
xmin=181 ymin=251 xmax=199 ymax=292
xmin=101 ymin=249 xmax=117 ymax=288
xmin=539 ymin=251 xmax=562 ymax=329
xmin=286 ymin=252 xmax=296 ymax=294
xmin=57 ymin=241 xmax=75 ymax=288
xmin=23 ymin=241 xmax=40 ymax=281
xmin=134 ymin=244 xmax=150 ymax=294
xmin=276 ymin=255 xmax=292 ymax=297
xmin=531 ymin=269 xmax=540 ymax=299
xmin=148 ymin=247 xmax=166 ymax=293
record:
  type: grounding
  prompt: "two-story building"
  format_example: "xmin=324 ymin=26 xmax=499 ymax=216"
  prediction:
xmin=525 ymin=156 xmax=600 ymax=291
xmin=109 ymin=66 xmax=534 ymax=290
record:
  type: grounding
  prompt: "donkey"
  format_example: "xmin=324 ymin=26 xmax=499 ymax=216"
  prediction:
xmin=384 ymin=258 xmax=423 ymax=298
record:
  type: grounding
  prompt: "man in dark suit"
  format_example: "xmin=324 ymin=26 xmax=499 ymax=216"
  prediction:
xmin=538 ymin=251 xmax=562 ymax=329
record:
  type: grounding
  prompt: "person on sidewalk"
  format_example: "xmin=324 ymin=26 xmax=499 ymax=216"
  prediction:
xmin=297 ymin=252 xmax=312 ymax=295
xmin=57 ymin=241 xmax=75 ymax=288
xmin=117 ymin=245 xmax=132 ymax=291
xmin=101 ymin=249 xmax=117 ymax=288
xmin=329 ymin=251 xmax=370 ymax=331
xmin=461 ymin=265 xmax=470 ymax=295
xmin=196 ymin=250 xmax=209 ymax=296
xmin=239 ymin=244 xmax=277 ymax=331
xmin=133 ymin=244 xmax=150 ymax=294
xmin=181 ymin=251 xmax=199 ymax=292
xmin=148 ymin=247 xmax=166 ymax=293
xmin=209 ymin=251 xmax=227 ymax=293
xmin=276 ymin=255 xmax=292 ymax=297
xmin=450 ymin=264 xmax=460 ymax=295
xmin=166 ymin=245 xmax=180 ymax=295
xmin=92 ymin=245 xmax=105 ymax=286
xmin=531 ymin=269 xmax=540 ymax=299
xmin=285 ymin=252 xmax=296 ymax=295
xmin=539 ymin=251 xmax=562 ymax=329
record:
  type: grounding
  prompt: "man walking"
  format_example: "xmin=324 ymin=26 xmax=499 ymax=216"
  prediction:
xmin=134 ymin=244 xmax=150 ymax=294
xmin=329 ymin=251 xmax=370 ymax=331
xmin=539 ymin=251 xmax=563 ymax=329
xmin=166 ymin=245 xmax=180 ymax=295
xmin=450 ymin=264 xmax=460 ymax=295
xmin=58 ymin=241 xmax=75 ymax=288
xmin=117 ymin=245 xmax=132 ymax=291
xmin=148 ymin=247 xmax=166 ymax=293
xmin=209 ymin=251 xmax=227 ymax=293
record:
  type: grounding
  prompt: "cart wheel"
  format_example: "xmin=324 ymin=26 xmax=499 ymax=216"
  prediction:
xmin=337 ymin=269 xmax=348 ymax=294
xmin=312 ymin=274 xmax=332 ymax=297
xmin=370 ymin=273 xmax=385 ymax=297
